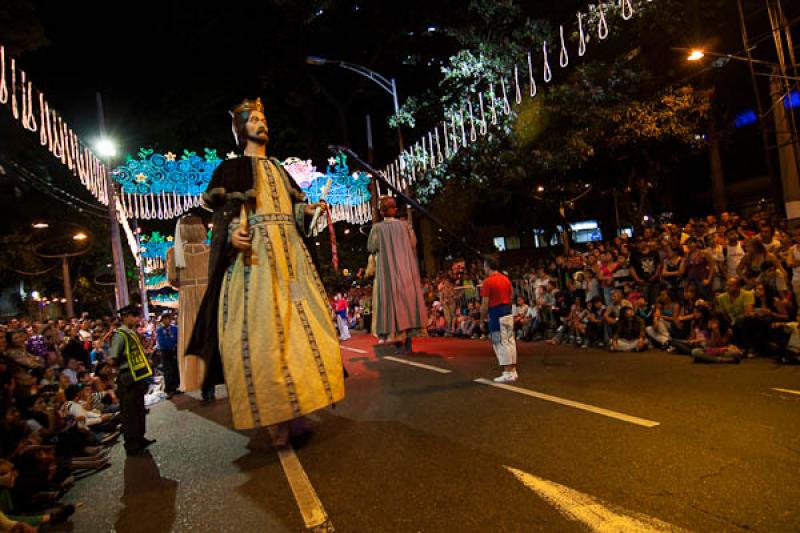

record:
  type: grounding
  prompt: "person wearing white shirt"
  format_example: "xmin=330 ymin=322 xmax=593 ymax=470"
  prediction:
xmin=758 ymin=223 xmax=782 ymax=254
xmin=62 ymin=385 xmax=113 ymax=429
xmin=723 ymin=229 xmax=746 ymax=279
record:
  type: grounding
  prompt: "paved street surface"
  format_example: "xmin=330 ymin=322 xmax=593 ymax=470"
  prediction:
xmin=61 ymin=333 xmax=800 ymax=532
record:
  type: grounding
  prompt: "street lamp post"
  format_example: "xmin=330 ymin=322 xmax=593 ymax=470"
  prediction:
xmin=33 ymin=224 xmax=91 ymax=318
xmin=96 ymin=92 xmax=130 ymax=310
xmin=305 ymin=55 xmax=441 ymax=272
xmin=306 ymin=56 xmax=405 ymax=152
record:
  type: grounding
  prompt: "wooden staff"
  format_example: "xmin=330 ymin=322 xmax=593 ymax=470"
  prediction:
xmin=240 ymin=203 xmax=255 ymax=266
xmin=326 ymin=206 xmax=339 ymax=271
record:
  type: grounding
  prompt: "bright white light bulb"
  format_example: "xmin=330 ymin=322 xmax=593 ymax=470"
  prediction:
xmin=96 ymin=138 xmax=117 ymax=158
xmin=687 ymin=49 xmax=704 ymax=62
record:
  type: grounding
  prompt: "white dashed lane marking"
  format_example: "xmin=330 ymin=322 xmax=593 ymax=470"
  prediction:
xmin=269 ymin=433 xmax=333 ymax=531
xmin=383 ymin=356 xmax=453 ymax=374
xmin=340 ymin=346 xmax=368 ymax=354
xmin=772 ymin=387 xmax=800 ymax=396
xmin=506 ymin=466 xmax=688 ymax=532
xmin=475 ymin=379 xmax=660 ymax=428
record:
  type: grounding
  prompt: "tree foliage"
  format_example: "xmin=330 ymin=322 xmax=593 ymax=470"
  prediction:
xmin=397 ymin=0 xmax=727 ymax=237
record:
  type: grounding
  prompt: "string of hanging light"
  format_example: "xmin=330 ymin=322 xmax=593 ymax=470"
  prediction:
xmin=0 ymin=44 xmax=110 ymax=205
xmin=380 ymin=0 xmax=653 ymax=190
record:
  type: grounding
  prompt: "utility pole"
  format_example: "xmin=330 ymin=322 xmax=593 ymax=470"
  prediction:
xmin=96 ymin=92 xmax=129 ymax=309
xmin=132 ymin=220 xmax=150 ymax=320
xmin=764 ymin=0 xmax=800 ymax=224
xmin=736 ymin=0 xmax=783 ymax=210
xmin=61 ymin=256 xmax=74 ymax=318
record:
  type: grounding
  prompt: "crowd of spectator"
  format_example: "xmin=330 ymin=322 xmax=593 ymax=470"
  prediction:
xmin=0 ymin=313 xmax=170 ymax=531
xmin=339 ymin=211 xmax=800 ymax=364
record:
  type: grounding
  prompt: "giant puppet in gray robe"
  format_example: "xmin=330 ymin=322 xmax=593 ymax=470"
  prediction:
xmin=367 ymin=196 xmax=427 ymax=353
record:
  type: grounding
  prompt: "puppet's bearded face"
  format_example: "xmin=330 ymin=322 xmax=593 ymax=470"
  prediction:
xmin=246 ymin=111 xmax=269 ymax=145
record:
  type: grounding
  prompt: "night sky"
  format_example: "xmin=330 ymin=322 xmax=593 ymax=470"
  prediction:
xmin=0 ymin=0 xmax=794 ymax=242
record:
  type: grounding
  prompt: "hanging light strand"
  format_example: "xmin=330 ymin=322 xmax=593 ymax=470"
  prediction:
xmin=0 ymin=43 xmax=109 ymax=206
xmin=387 ymin=0 xmax=647 ymax=188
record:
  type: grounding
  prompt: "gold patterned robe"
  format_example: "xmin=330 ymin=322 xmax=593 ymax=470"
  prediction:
xmin=217 ymin=156 xmax=345 ymax=429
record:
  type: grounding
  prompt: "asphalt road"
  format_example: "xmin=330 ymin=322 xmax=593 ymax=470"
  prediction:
xmin=62 ymin=332 xmax=800 ymax=532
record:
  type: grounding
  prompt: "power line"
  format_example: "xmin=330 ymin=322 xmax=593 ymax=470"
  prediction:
xmin=5 ymin=159 xmax=110 ymax=218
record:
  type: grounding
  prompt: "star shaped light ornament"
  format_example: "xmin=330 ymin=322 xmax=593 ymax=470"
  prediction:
xmin=328 ymin=157 xmax=337 ymax=167
xmin=135 ymin=173 xmax=148 ymax=183
xmin=165 ymin=152 xmax=177 ymax=161
xmin=227 ymin=151 xmax=238 ymax=160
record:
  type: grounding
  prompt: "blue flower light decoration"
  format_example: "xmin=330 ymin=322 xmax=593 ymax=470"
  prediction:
xmin=114 ymin=148 xmax=222 ymax=196
xmin=139 ymin=232 xmax=174 ymax=261
xmin=293 ymin=152 xmax=371 ymax=206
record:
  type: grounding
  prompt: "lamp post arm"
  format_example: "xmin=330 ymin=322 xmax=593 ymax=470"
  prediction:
xmin=335 ymin=62 xmax=395 ymax=96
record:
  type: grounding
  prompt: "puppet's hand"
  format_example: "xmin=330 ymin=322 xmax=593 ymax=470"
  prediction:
xmin=231 ymin=227 xmax=251 ymax=251
xmin=305 ymin=200 xmax=328 ymax=217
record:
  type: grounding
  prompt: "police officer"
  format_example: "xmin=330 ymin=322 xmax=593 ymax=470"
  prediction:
xmin=110 ymin=305 xmax=155 ymax=456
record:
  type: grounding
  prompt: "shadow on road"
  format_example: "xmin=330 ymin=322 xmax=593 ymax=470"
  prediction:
xmin=114 ymin=452 xmax=178 ymax=533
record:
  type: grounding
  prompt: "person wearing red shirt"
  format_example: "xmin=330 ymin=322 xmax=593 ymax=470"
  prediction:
xmin=480 ymin=256 xmax=518 ymax=382
xmin=334 ymin=294 xmax=351 ymax=341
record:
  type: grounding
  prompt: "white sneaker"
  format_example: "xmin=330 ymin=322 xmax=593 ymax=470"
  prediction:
xmin=493 ymin=372 xmax=517 ymax=383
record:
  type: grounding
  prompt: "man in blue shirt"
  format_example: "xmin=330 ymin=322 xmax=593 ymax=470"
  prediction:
xmin=156 ymin=314 xmax=180 ymax=397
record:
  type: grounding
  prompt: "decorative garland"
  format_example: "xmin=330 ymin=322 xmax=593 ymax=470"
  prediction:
xmin=381 ymin=0 xmax=652 ymax=188
xmin=0 ymin=44 xmax=110 ymax=205
xmin=145 ymin=273 xmax=170 ymax=290
xmin=139 ymin=231 xmax=174 ymax=271
xmin=149 ymin=291 xmax=179 ymax=309
xmin=113 ymin=148 xmax=225 ymax=219
xmin=284 ymin=151 xmax=373 ymax=225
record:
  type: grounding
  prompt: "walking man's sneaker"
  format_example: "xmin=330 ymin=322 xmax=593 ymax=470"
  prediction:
xmin=493 ymin=371 xmax=518 ymax=383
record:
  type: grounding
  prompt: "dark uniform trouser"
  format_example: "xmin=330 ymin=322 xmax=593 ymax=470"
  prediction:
xmin=161 ymin=348 xmax=179 ymax=392
xmin=117 ymin=372 xmax=148 ymax=452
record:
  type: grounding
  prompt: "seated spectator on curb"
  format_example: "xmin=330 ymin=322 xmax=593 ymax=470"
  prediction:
xmin=771 ymin=310 xmax=800 ymax=364
xmin=611 ymin=307 xmax=647 ymax=352
xmin=603 ymin=289 xmax=633 ymax=344
xmin=546 ymin=291 xmax=573 ymax=345
xmin=585 ymin=296 xmax=606 ymax=347
xmin=426 ymin=309 xmax=447 ymax=337
xmin=715 ymin=277 xmax=756 ymax=356
xmin=691 ymin=314 xmax=743 ymax=361
xmin=512 ymin=296 xmax=533 ymax=341
xmin=646 ymin=289 xmax=678 ymax=349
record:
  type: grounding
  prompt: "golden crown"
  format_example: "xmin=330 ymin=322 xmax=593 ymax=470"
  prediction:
xmin=230 ymin=97 xmax=264 ymax=116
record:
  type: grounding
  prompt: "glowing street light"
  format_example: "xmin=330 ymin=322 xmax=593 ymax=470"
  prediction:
xmin=32 ymin=222 xmax=49 ymax=229
xmin=687 ymin=49 xmax=705 ymax=62
xmin=73 ymin=232 xmax=88 ymax=241
xmin=95 ymin=138 xmax=117 ymax=158
xmin=305 ymin=56 xmax=329 ymax=66
xmin=536 ymin=185 xmax=545 ymax=193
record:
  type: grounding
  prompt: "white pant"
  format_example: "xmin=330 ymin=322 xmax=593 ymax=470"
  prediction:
xmin=490 ymin=314 xmax=517 ymax=366
xmin=336 ymin=314 xmax=350 ymax=340
xmin=614 ymin=338 xmax=641 ymax=352
xmin=646 ymin=320 xmax=670 ymax=346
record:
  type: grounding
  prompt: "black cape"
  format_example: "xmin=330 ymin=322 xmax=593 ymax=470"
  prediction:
xmin=186 ymin=156 xmax=316 ymax=389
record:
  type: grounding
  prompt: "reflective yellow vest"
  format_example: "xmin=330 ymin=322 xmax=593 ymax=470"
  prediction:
xmin=118 ymin=328 xmax=153 ymax=382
